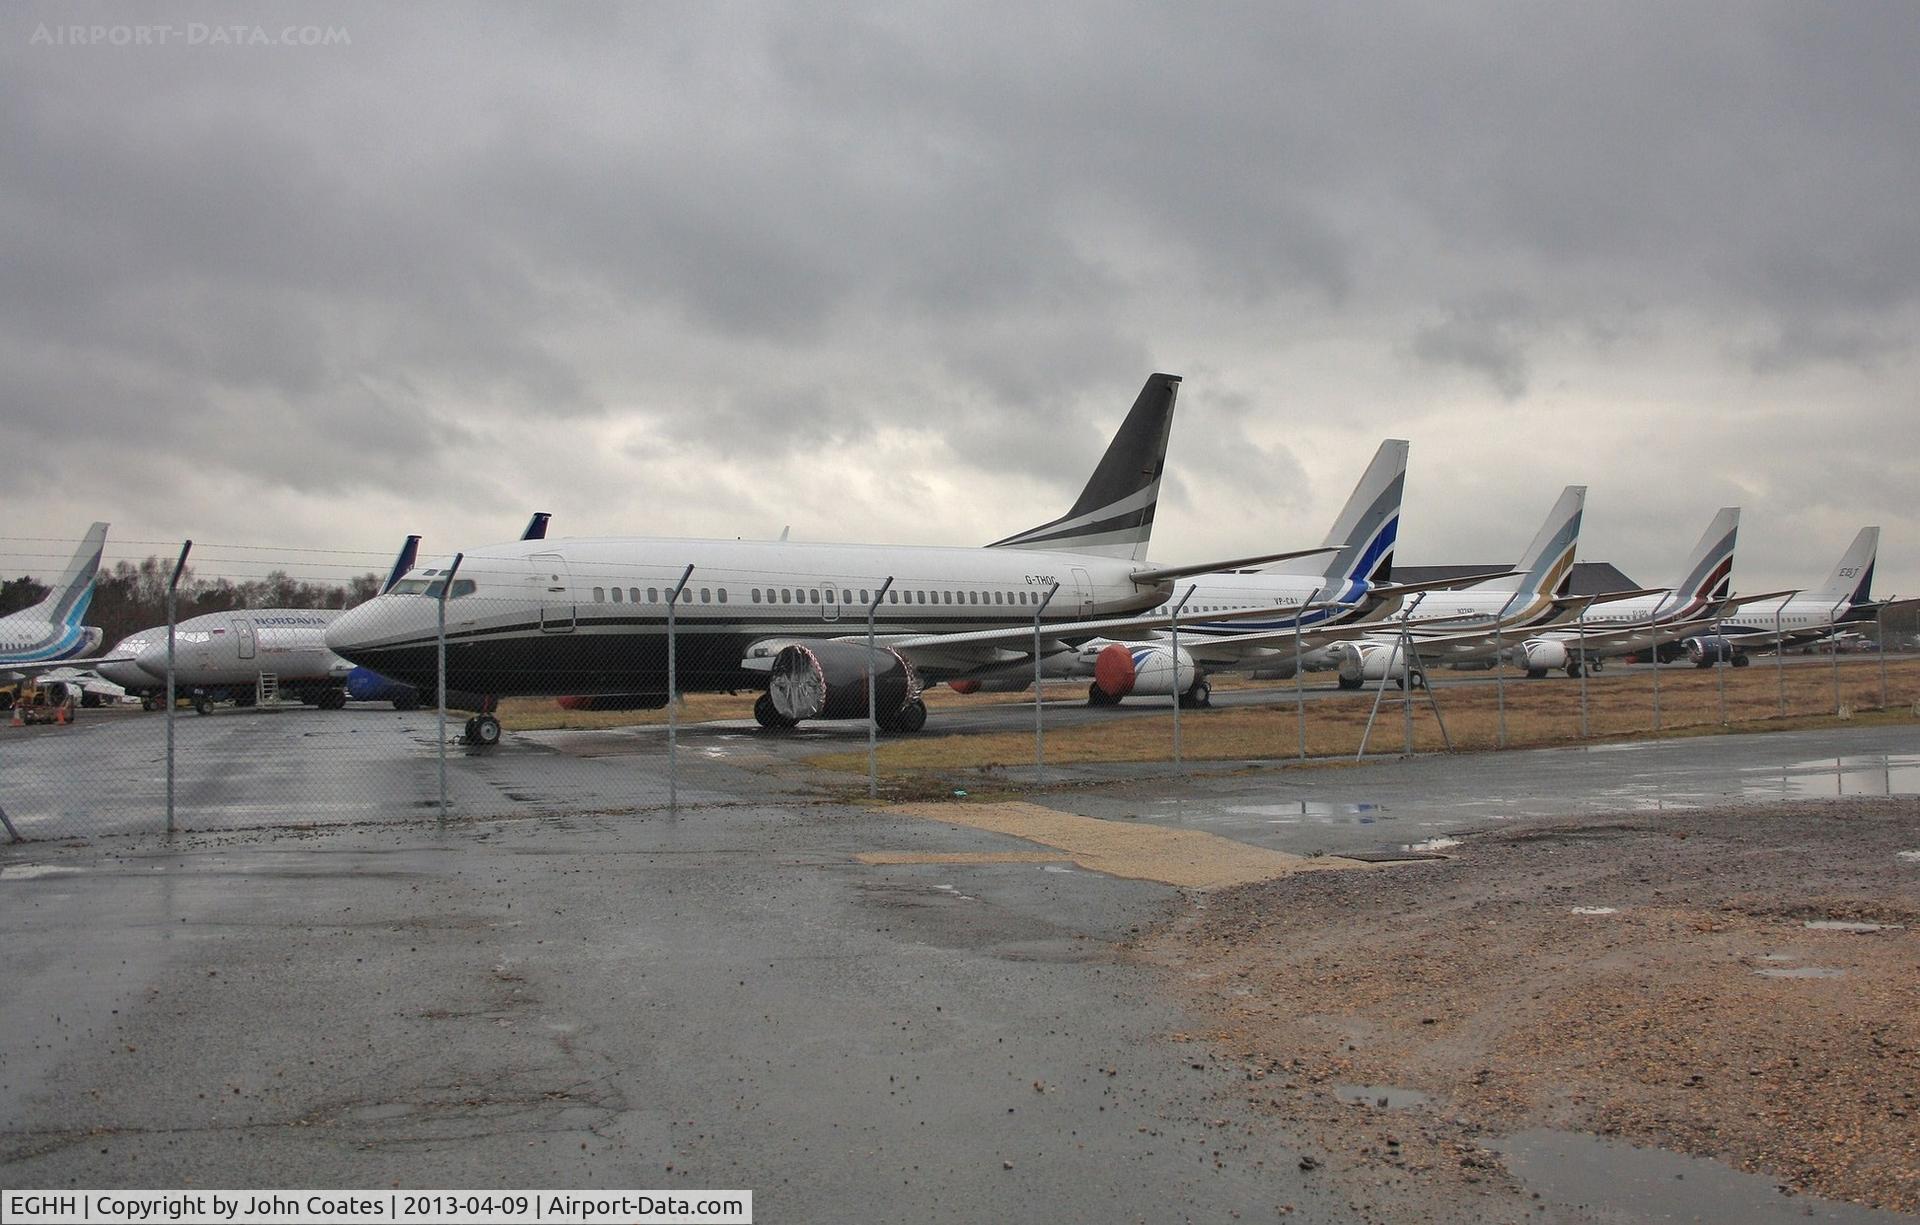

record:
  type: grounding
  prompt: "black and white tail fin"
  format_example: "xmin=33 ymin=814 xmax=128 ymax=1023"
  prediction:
xmin=987 ymin=373 xmax=1180 ymax=562
xmin=1811 ymin=526 xmax=1877 ymax=607
xmin=1264 ymin=439 xmax=1408 ymax=586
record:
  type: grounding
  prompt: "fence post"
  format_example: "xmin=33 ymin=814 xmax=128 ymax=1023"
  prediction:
xmin=1169 ymin=585 xmax=1195 ymax=773
xmin=1775 ymin=607 xmax=1786 ymax=716
xmin=1033 ymin=580 xmax=1059 ymax=786
xmin=1296 ymin=585 xmax=1320 ymax=761
xmin=1494 ymin=619 xmax=1506 ymax=749
xmin=436 ymin=553 xmax=463 ymax=822
xmin=1877 ymin=603 xmax=1889 ymax=709
xmin=1650 ymin=629 xmax=1663 ymax=734
xmin=1831 ymin=615 xmax=1843 ymax=715
xmin=666 ymin=564 xmax=694 ymax=812
xmin=867 ymin=577 xmax=894 ymax=799
xmin=1576 ymin=612 xmax=1590 ymax=738
xmin=165 ymin=540 xmax=192 ymax=835
xmin=1715 ymin=635 xmax=1728 ymax=724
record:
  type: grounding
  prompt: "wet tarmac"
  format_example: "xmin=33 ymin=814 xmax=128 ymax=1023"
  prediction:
xmin=3 ymin=707 xmax=1917 ymax=1218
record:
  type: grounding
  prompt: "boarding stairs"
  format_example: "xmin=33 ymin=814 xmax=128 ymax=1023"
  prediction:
xmin=254 ymin=672 xmax=281 ymax=708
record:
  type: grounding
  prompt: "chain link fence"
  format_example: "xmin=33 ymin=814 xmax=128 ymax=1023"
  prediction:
xmin=4 ymin=529 xmax=1916 ymax=840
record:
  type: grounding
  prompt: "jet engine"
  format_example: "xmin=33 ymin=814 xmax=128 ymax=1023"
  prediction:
xmin=1087 ymin=642 xmax=1196 ymax=703
xmin=1332 ymin=641 xmax=1425 ymax=688
xmin=1683 ymin=635 xmax=1742 ymax=667
xmin=764 ymin=642 xmax=924 ymax=729
xmin=1512 ymin=639 xmax=1569 ymax=677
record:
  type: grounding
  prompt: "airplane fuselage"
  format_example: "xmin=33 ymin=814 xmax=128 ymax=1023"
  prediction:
xmin=325 ymin=536 xmax=1173 ymax=700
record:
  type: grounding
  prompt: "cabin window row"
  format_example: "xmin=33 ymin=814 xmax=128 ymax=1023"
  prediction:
xmin=582 ymin=586 xmax=1053 ymax=608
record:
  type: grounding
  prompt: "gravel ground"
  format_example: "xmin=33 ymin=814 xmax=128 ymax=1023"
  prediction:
xmin=1136 ymin=797 xmax=1920 ymax=1218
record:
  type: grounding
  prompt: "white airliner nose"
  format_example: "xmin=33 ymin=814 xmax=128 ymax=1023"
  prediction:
xmin=94 ymin=647 xmax=151 ymax=691
xmin=130 ymin=635 xmax=178 ymax=681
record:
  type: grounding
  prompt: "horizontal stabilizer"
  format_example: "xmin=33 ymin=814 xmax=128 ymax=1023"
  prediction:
xmin=1131 ymin=546 xmax=1337 ymax=586
xmin=1369 ymin=570 xmax=1519 ymax=597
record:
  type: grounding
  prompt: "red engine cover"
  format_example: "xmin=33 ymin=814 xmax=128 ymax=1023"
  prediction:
xmin=1093 ymin=643 xmax=1138 ymax=698
xmin=947 ymin=679 xmax=981 ymax=694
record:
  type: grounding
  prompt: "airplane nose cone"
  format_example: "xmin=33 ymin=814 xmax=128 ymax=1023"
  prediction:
xmin=323 ymin=603 xmax=377 ymax=659
xmin=131 ymin=636 xmax=172 ymax=681
xmin=94 ymin=652 xmax=149 ymax=690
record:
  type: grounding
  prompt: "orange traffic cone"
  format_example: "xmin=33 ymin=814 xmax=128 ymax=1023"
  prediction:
xmin=55 ymin=703 xmax=71 ymax=725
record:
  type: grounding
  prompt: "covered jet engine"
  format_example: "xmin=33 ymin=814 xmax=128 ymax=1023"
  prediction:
xmin=1332 ymin=641 xmax=1425 ymax=689
xmin=1511 ymin=638 xmax=1570 ymax=678
xmin=1683 ymin=635 xmax=1747 ymax=667
xmin=1085 ymin=643 xmax=1206 ymax=706
xmin=556 ymin=693 xmax=671 ymax=711
xmin=759 ymin=642 xmax=926 ymax=731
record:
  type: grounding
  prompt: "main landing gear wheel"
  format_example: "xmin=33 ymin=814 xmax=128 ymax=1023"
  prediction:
xmin=753 ymin=692 xmax=797 ymax=730
xmin=1566 ymin=660 xmax=1584 ymax=678
xmin=1731 ymin=654 xmax=1750 ymax=668
xmin=392 ymin=693 xmax=420 ymax=711
xmin=1178 ymin=679 xmax=1212 ymax=709
xmin=1394 ymin=671 xmax=1427 ymax=691
xmin=1525 ymin=668 xmax=1549 ymax=680
xmin=141 ymin=694 xmax=159 ymax=712
xmin=1337 ymin=674 xmax=1363 ymax=691
xmin=316 ymin=687 xmax=347 ymax=710
xmin=193 ymin=693 xmax=214 ymax=715
xmin=462 ymin=714 xmax=501 ymax=746
xmin=879 ymin=698 xmax=928 ymax=734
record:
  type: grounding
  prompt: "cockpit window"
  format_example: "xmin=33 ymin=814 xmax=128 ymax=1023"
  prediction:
xmin=391 ymin=578 xmax=477 ymax=599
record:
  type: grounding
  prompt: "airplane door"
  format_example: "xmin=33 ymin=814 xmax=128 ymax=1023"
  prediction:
xmin=528 ymin=553 xmax=575 ymax=633
xmin=231 ymin=616 xmax=255 ymax=660
xmin=1071 ymin=567 xmax=1095 ymax=617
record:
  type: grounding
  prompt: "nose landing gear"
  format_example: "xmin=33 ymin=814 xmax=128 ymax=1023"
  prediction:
xmin=460 ymin=697 xmax=502 ymax=747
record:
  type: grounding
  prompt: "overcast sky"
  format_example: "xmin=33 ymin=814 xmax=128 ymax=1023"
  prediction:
xmin=2 ymin=2 xmax=1915 ymax=595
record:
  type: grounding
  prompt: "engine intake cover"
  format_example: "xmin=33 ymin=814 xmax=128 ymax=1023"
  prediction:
xmin=768 ymin=641 xmax=921 ymax=721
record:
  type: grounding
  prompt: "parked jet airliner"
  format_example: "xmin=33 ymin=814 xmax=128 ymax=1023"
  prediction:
xmin=1680 ymin=527 xmax=1881 ymax=665
xmin=325 ymin=374 xmax=1335 ymax=743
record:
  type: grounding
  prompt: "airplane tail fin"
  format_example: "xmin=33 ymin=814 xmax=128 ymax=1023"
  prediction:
xmin=32 ymin=522 xmax=108 ymax=631
xmin=987 ymin=373 xmax=1180 ymax=562
xmin=382 ymin=536 xmax=422 ymax=595
xmin=1811 ymin=526 xmax=1877 ymax=607
xmin=521 ymin=513 xmax=551 ymax=542
xmin=1670 ymin=507 xmax=1740 ymax=603
xmin=1477 ymin=487 xmax=1584 ymax=596
xmin=1264 ymin=439 xmax=1408 ymax=586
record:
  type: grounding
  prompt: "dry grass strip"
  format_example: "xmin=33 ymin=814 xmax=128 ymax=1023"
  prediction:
xmin=888 ymin=800 xmax=1371 ymax=889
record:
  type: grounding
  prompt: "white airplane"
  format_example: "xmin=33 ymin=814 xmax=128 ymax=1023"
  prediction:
xmin=2 ymin=523 xmax=111 ymax=702
xmin=1329 ymin=486 xmax=1589 ymax=687
xmin=1678 ymin=526 xmax=1882 ymax=665
xmin=967 ymin=439 xmax=1490 ymax=706
xmin=324 ymin=373 xmax=1337 ymax=744
xmin=93 ymin=533 xmax=441 ymax=712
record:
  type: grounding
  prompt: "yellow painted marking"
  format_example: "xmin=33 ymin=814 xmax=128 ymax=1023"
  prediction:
xmin=888 ymin=801 xmax=1374 ymax=889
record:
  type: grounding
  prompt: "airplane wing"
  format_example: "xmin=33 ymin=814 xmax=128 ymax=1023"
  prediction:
xmin=1130 ymin=546 xmax=1337 ymax=585
xmin=737 ymin=600 xmax=1342 ymax=679
xmin=4 ymin=655 xmax=136 ymax=683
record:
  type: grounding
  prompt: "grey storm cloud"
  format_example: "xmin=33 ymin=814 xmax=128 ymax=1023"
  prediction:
xmin=0 ymin=1 xmax=1915 ymax=591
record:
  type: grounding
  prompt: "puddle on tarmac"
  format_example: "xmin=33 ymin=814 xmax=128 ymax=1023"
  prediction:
xmin=1333 ymin=1084 xmax=1429 ymax=1108
xmin=1745 ymin=753 xmax=1920 ymax=800
xmin=1405 ymin=836 xmax=1461 ymax=852
xmin=1805 ymin=919 xmax=1901 ymax=932
xmin=1895 ymin=851 xmax=1920 ymax=864
xmin=1570 ymin=906 xmax=1620 ymax=916
xmin=1217 ymin=801 xmax=1391 ymax=825
xmin=1495 ymin=1129 xmax=1910 ymax=1224
xmin=1755 ymin=966 xmax=1847 ymax=979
